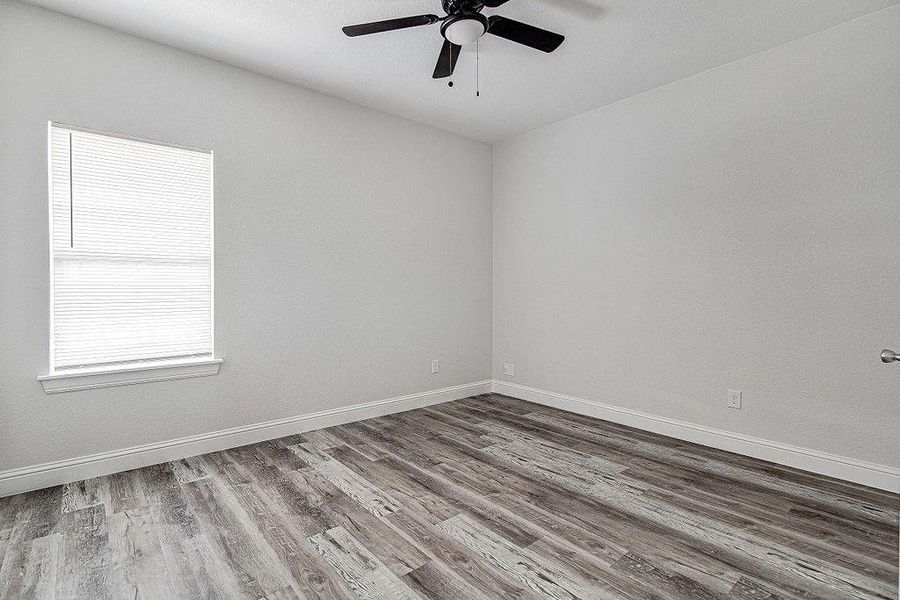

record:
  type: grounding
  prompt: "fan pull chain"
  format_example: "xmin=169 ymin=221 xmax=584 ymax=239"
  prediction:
xmin=476 ymin=38 xmax=480 ymax=97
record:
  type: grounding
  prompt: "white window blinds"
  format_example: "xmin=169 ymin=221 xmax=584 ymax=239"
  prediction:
xmin=48 ymin=124 xmax=213 ymax=372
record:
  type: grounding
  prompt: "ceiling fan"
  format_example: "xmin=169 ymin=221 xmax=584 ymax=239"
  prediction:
xmin=342 ymin=0 xmax=565 ymax=79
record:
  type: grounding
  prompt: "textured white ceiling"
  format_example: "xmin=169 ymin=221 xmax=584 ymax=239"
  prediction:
xmin=22 ymin=0 xmax=898 ymax=142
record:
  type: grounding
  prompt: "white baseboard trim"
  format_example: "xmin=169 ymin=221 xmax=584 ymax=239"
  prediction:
xmin=491 ymin=380 xmax=899 ymax=493
xmin=0 ymin=380 xmax=491 ymax=498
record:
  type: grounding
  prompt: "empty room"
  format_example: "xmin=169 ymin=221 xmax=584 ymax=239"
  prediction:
xmin=1 ymin=0 xmax=898 ymax=598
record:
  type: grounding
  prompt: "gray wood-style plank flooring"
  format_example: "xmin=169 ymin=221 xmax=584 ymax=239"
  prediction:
xmin=1 ymin=394 xmax=897 ymax=599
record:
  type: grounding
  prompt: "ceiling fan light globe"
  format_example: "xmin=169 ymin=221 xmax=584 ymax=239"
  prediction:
xmin=443 ymin=17 xmax=486 ymax=45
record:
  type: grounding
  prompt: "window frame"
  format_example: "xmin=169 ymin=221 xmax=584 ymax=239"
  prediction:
xmin=39 ymin=122 xmax=221 ymax=393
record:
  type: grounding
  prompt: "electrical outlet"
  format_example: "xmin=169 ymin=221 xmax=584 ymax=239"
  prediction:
xmin=727 ymin=389 xmax=742 ymax=409
xmin=503 ymin=362 xmax=515 ymax=377
xmin=431 ymin=359 xmax=440 ymax=374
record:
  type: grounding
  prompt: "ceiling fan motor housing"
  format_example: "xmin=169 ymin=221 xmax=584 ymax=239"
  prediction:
xmin=442 ymin=0 xmax=485 ymax=15
xmin=441 ymin=13 xmax=488 ymax=46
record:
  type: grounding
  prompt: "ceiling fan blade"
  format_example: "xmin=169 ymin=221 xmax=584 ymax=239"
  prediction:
xmin=486 ymin=15 xmax=564 ymax=52
xmin=343 ymin=14 xmax=440 ymax=37
xmin=432 ymin=39 xmax=461 ymax=79
xmin=482 ymin=0 xmax=512 ymax=6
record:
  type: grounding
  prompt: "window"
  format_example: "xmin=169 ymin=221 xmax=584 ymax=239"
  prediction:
xmin=39 ymin=123 xmax=220 ymax=393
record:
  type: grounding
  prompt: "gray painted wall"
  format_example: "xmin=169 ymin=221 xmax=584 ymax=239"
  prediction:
xmin=2 ymin=1 xmax=897 ymax=476
xmin=492 ymin=8 xmax=900 ymax=466
xmin=0 ymin=1 xmax=493 ymax=472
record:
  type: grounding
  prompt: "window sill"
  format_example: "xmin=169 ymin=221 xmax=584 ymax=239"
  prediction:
xmin=38 ymin=359 xmax=223 ymax=394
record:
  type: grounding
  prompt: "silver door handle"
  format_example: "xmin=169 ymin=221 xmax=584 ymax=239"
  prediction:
xmin=881 ymin=349 xmax=899 ymax=363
